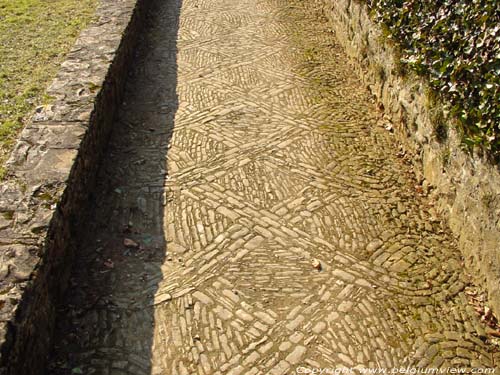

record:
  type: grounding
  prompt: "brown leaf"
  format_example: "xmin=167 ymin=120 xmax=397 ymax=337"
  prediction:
xmin=124 ymin=238 xmax=139 ymax=248
xmin=311 ymin=258 xmax=322 ymax=271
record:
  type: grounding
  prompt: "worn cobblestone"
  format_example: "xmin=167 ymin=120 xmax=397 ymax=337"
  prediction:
xmin=46 ymin=0 xmax=499 ymax=373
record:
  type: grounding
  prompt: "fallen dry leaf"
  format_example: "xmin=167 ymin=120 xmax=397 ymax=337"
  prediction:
xmin=124 ymin=238 xmax=139 ymax=248
xmin=311 ymin=258 xmax=322 ymax=271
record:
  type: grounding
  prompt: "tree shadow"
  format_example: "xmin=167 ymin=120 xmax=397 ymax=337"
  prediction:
xmin=48 ymin=0 xmax=181 ymax=374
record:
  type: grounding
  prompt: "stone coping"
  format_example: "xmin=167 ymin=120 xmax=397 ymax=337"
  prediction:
xmin=0 ymin=0 xmax=149 ymax=373
xmin=319 ymin=0 xmax=500 ymax=314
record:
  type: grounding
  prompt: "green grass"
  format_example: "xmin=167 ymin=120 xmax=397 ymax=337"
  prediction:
xmin=0 ymin=0 xmax=97 ymax=179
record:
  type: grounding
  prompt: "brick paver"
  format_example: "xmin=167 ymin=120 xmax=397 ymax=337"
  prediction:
xmin=48 ymin=0 xmax=498 ymax=373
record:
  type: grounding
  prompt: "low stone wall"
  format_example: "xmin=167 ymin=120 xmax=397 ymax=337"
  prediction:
xmin=319 ymin=0 xmax=500 ymax=313
xmin=0 ymin=0 xmax=150 ymax=373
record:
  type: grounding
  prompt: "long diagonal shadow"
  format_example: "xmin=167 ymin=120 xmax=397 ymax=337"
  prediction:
xmin=48 ymin=0 xmax=181 ymax=373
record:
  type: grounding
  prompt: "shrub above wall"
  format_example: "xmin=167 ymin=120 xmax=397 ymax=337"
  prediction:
xmin=365 ymin=0 xmax=500 ymax=159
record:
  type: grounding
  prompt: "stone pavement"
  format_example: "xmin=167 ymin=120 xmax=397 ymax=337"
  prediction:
xmin=48 ymin=0 xmax=499 ymax=373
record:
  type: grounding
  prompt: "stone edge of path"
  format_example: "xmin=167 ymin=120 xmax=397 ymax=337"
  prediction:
xmin=319 ymin=0 xmax=500 ymax=314
xmin=0 ymin=0 xmax=150 ymax=373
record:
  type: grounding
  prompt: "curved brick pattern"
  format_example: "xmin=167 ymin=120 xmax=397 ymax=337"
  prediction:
xmin=318 ymin=0 xmax=500 ymax=316
xmin=48 ymin=0 xmax=498 ymax=373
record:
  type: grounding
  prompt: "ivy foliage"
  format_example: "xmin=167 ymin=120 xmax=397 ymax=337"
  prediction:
xmin=365 ymin=0 xmax=500 ymax=159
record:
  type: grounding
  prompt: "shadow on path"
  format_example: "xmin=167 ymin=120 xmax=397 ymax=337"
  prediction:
xmin=46 ymin=0 xmax=500 ymax=372
xmin=48 ymin=1 xmax=181 ymax=373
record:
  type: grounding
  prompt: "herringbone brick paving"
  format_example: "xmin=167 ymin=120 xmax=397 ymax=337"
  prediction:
xmin=48 ymin=0 xmax=499 ymax=373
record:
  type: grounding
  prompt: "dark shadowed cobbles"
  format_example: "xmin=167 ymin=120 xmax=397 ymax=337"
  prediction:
xmin=48 ymin=0 xmax=499 ymax=373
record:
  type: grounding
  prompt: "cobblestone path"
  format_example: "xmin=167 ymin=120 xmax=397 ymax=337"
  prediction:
xmin=48 ymin=0 xmax=499 ymax=373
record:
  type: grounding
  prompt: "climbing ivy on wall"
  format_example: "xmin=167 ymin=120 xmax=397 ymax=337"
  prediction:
xmin=365 ymin=0 xmax=500 ymax=159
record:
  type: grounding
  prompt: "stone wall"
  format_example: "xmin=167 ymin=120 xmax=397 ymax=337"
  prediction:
xmin=0 ymin=0 xmax=151 ymax=373
xmin=319 ymin=0 xmax=500 ymax=313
